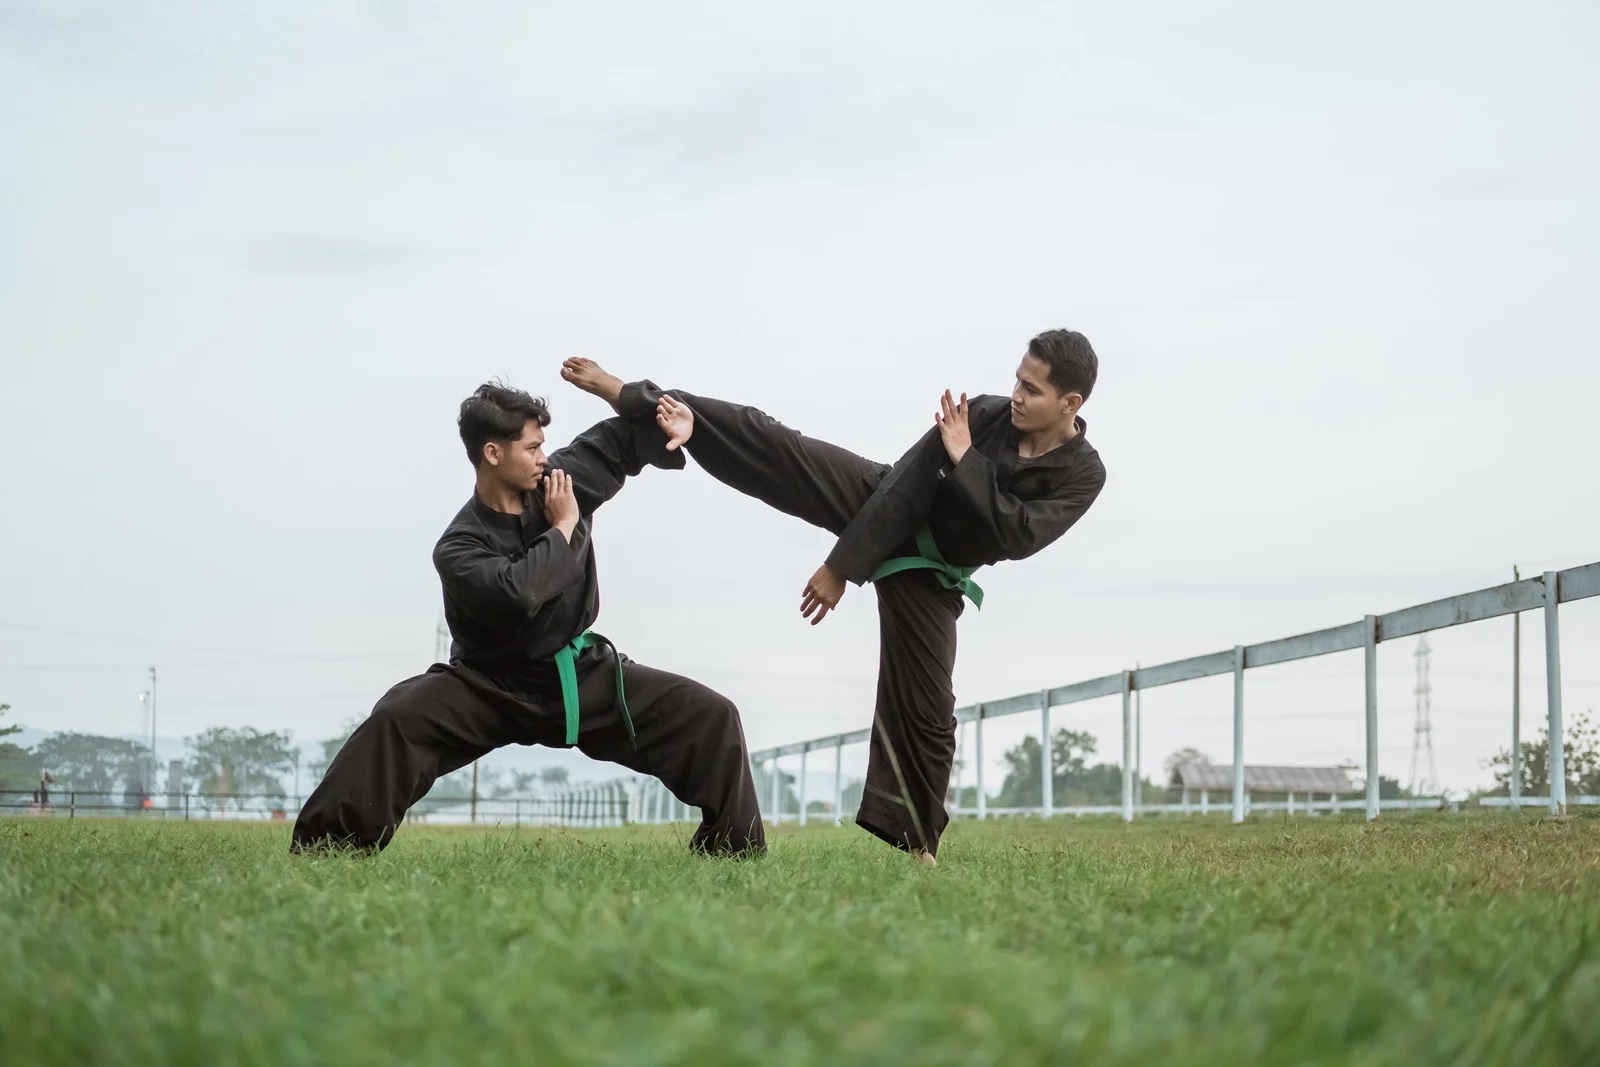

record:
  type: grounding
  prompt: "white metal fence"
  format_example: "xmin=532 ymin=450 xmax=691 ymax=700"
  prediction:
xmin=2 ymin=783 xmax=634 ymax=828
xmin=660 ymin=561 xmax=1598 ymax=828
xmin=16 ymin=563 xmax=1592 ymax=834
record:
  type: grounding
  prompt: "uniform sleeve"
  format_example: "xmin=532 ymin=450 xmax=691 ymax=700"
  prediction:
xmin=942 ymin=450 xmax=1106 ymax=561
xmin=822 ymin=425 xmax=949 ymax=584
xmin=547 ymin=399 xmax=686 ymax=516
xmin=432 ymin=529 xmax=585 ymax=619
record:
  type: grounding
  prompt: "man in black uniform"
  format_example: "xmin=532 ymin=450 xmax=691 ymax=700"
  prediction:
xmin=292 ymin=379 xmax=765 ymax=856
xmin=562 ymin=329 xmax=1105 ymax=864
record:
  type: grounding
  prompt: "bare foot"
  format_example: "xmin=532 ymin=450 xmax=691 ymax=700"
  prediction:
xmin=910 ymin=849 xmax=938 ymax=867
xmin=561 ymin=358 xmax=624 ymax=412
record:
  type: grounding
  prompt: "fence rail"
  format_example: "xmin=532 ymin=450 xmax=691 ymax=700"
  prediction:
xmin=734 ymin=561 xmax=1600 ymax=825
xmin=1 ymin=785 xmax=632 ymax=828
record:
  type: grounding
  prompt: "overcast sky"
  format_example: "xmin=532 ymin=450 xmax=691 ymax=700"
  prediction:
xmin=3 ymin=2 xmax=1597 ymax=799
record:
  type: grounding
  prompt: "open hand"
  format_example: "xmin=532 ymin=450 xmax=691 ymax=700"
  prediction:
xmin=800 ymin=563 xmax=846 ymax=626
xmin=542 ymin=469 xmax=580 ymax=540
xmin=656 ymin=394 xmax=695 ymax=452
xmin=935 ymin=390 xmax=971 ymax=464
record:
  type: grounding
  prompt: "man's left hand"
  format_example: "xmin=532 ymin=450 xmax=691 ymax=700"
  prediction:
xmin=935 ymin=389 xmax=971 ymax=464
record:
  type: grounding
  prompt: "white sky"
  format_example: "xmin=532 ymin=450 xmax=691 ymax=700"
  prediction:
xmin=3 ymin=2 xmax=1597 ymax=798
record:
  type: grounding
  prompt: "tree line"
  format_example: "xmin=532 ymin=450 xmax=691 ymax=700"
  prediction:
xmin=6 ymin=700 xmax=1594 ymax=812
xmin=0 ymin=707 xmax=572 ymax=811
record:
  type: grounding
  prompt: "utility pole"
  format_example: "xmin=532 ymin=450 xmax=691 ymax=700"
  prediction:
xmin=149 ymin=665 xmax=158 ymax=802
xmin=139 ymin=690 xmax=150 ymax=794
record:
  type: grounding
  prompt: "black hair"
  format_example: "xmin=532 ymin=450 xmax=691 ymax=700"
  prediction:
xmin=1027 ymin=329 xmax=1098 ymax=400
xmin=458 ymin=380 xmax=551 ymax=467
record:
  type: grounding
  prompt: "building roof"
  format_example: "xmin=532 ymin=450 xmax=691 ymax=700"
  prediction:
xmin=1169 ymin=762 xmax=1355 ymax=793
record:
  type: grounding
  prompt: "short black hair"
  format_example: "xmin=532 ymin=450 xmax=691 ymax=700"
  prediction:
xmin=1027 ymin=329 xmax=1098 ymax=400
xmin=458 ymin=380 xmax=551 ymax=467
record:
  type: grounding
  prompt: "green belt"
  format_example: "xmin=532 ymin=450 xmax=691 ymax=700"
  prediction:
xmin=552 ymin=629 xmax=636 ymax=747
xmin=868 ymin=525 xmax=984 ymax=609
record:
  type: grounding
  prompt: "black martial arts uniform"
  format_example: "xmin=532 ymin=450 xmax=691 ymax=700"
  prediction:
xmin=292 ymin=383 xmax=766 ymax=856
xmin=617 ymin=387 xmax=1105 ymax=857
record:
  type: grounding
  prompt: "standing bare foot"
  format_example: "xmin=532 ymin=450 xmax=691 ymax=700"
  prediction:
xmin=561 ymin=358 xmax=624 ymax=413
xmin=910 ymin=849 xmax=938 ymax=867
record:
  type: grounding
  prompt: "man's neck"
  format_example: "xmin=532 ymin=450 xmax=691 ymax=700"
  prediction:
xmin=474 ymin=475 xmax=524 ymax=515
xmin=1017 ymin=418 xmax=1078 ymax=460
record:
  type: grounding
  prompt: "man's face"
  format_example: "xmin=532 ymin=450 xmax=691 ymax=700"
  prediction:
xmin=1010 ymin=353 xmax=1080 ymax=433
xmin=483 ymin=420 xmax=547 ymax=491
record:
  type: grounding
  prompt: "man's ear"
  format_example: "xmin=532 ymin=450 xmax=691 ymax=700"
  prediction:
xmin=482 ymin=441 xmax=501 ymax=468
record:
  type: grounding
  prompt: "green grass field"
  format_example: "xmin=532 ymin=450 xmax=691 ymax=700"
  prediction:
xmin=3 ymin=814 xmax=1598 ymax=1067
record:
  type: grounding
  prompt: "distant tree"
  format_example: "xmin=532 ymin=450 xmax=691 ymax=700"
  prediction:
xmin=1485 ymin=711 xmax=1600 ymax=796
xmin=307 ymin=718 xmax=363 ymax=782
xmin=1378 ymin=776 xmax=1412 ymax=800
xmin=1164 ymin=746 xmax=1215 ymax=777
xmin=0 ymin=705 xmax=42 ymax=798
xmin=33 ymin=732 xmax=152 ymax=796
xmin=185 ymin=727 xmax=296 ymax=810
xmin=996 ymin=729 xmax=1156 ymax=808
xmin=538 ymin=767 xmax=570 ymax=788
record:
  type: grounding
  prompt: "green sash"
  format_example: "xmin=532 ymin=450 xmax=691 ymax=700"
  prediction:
xmin=868 ymin=525 xmax=984 ymax=609
xmin=553 ymin=630 xmax=636 ymax=746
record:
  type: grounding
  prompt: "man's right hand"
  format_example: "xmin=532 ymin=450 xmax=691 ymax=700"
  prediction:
xmin=542 ymin=469 xmax=580 ymax=541
xmin=800 ymin=562 xmax=846 ymax=626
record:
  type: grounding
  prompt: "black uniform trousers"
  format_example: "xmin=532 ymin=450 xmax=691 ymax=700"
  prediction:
xmin=677 ymin=392 xmax=964 ymax=857
xmin=291 ymin=648 xmax=765 ymax=856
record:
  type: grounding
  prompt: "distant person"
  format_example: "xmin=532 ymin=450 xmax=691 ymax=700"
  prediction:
xmin=562 ymin=329 xmax=1105 ymax=865
xmin=32 ymin=771 xmax=53 ymax=810
xmin=292 ymin=377 xmax=765 ymax=856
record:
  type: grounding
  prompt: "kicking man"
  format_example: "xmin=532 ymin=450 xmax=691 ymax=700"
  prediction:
xmin=561 ymin=329 xmax=1105 ymax=864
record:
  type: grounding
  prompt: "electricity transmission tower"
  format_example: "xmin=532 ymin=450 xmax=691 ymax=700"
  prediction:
xmin=1409 ymin=636 xmax=1438 ymax=795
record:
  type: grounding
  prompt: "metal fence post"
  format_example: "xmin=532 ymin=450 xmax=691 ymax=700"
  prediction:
xmin=515 ymin=799 xmax=522 ymax=827
xmin=1040 ymin=690 xmax=1054 ymax=820
xmin=1365 ymin=614 xmax=1379 ymax=821
xmin=1135 ymin=667 xmax=1144 ymax=808
xmin=1232 ymin=645 xmax=1246 ymax=824
xmin=798 ymin=746 xmax=809 ymax=827
xmin=1121 ymin=671 xmax=1134 ymax=823
xmin=975 ymin=705 xmax=987 ymax=821
xmin=834 ymin=738 xmax=844 ymax=826
xmin=769 ymin=758 xmax=781 ymax=824
xmin=1512 ymin=565 xmax=1523 ymax=804
xmin=1544 ymin=571 xmax=1566 ymax=816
